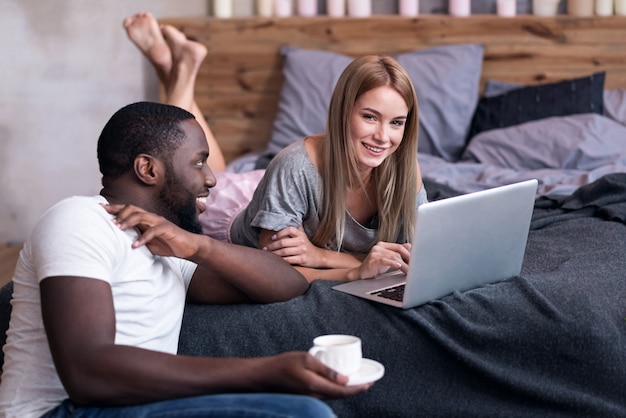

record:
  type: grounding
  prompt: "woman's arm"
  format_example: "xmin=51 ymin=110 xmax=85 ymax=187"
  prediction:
xmin=259 ymin=227 xmax=362 ymax=269
xmin=260 ymin=227 xmax=412 ymax=283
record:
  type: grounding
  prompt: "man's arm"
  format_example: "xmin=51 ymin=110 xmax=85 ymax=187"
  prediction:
xmin=186 ymin=238 xmax=310 ymax=304
xmin=103 ymin=203 xmax=310 ymax=304
xmin=41 ymin=276 xmax=369 ymax=406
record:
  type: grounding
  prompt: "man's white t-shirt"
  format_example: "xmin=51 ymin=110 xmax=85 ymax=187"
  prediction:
xmin=0 ymin=196 xmax=197 ymax=418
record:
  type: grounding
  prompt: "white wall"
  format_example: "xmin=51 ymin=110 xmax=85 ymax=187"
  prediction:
xmin=0 ymin=0 xmax=541 ymax=244
xmin=0 ymin=0 xmax=208 ymax=244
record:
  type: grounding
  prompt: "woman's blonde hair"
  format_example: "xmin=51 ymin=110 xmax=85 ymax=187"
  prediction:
xmin=312 ymin=55 xmax=419 ymax=251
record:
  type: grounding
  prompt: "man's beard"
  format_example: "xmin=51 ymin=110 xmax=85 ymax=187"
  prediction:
xmin=157 ymin=169 xmax=203 ymax=234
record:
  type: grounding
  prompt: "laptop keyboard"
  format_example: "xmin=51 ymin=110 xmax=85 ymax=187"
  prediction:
xmin=371 ymin=283 xmax=405 ymax=302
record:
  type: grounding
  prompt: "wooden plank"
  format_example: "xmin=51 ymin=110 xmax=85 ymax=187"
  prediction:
xmin=159 ymin=15 xmax=626 ymax=163
xmin=164 ymin=16 xmax=626 ymax=52
xmin=195 ymin=68 xmax=282 ymax=94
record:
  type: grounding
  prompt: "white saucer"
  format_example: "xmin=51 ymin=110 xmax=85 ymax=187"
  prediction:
xmin=347 ymin=358 xmax=385 ymax=386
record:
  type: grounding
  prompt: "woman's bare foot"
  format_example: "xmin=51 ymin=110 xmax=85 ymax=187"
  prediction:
xmin=159 ymin=24 xmax=225 ymax=171
xmin=160 ymin=24 xmax=207 ymax=79
xmin=123 ymin=12 xmax=172 ymax=86
xmin=124 ymin=14 xmax=225 ymax=171
xmin=159 ymin=24 xmax=207 ymax=109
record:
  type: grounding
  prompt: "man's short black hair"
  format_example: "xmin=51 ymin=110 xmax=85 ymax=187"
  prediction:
xmin=97 ymin=101 xmax=196 ymax=180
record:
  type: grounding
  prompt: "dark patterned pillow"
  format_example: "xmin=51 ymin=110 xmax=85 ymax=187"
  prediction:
xmin=468 ymin=72 xmax=605 ymax=140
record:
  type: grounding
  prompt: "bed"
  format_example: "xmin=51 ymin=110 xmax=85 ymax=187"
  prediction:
xmin=160 ymin=14 xmax=626 ymax=199
xmin=156 ymin=15 xmax=626 ymax=416
xmin=2 ymin=15 xmax=626 ymax=416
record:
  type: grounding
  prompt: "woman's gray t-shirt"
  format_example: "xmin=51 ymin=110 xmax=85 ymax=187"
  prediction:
xmin=230 ymin=140 xmax=427 ymax=253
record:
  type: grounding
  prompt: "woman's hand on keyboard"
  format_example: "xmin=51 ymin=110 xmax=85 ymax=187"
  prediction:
xmin=347 ymin=242 xmax=411 ymax=280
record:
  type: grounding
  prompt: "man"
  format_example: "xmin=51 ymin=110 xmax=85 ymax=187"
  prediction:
xmin=0 ymin=102 xmax=370 ymax=418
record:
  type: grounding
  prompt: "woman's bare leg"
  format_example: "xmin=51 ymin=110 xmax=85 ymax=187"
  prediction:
xmin=123 ymin=12 xmax=226 ymax=171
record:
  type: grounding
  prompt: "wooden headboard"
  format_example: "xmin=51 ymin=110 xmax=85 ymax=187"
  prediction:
xmin=160 ymin=15 xmax=626 ymax=163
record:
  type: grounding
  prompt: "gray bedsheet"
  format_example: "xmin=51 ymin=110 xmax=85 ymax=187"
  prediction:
xmin=179 ymin=174 xmax=626 ymax=417
xmin=1 ymin=176 xmax=625 ymax=416
xmin=421 ymin=113 xmax=626 ymax=197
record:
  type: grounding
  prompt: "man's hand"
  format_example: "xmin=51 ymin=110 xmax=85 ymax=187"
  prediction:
xmin=258 ymin=352 xmax=373 ymax=399
xmin=102 ymin=204 xmax=202 ymax=259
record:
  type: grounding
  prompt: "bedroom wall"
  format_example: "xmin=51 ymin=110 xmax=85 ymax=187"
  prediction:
xmin=0 ymin=0 xmax=546 ymax=245
xmin=0 ymin=0 xmax=208 ymax=245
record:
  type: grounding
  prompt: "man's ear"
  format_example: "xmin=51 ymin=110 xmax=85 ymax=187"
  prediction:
xmin=134 ymin=154 xmax=162 ymax=186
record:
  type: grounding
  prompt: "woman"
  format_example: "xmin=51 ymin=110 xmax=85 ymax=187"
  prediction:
xmin=230 ymin=55 xmax=427 ymax=282
xmin=125 ymin=13 xmax=427 ymax=283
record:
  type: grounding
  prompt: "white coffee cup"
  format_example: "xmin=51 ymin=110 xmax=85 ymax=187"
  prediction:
xmin=308 ymin=334 xmax=362 ymax=375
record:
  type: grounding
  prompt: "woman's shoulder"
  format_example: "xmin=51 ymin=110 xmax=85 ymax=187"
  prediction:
xmin=268 ymin=139 xmax=317 ymax=174
xmin=275 ymin=138 xmax=306 ymax=158
xmin=304 ymin=134 xmax=324 ymax=169
xmin=261 ymin=140 xmax=321 ymax=193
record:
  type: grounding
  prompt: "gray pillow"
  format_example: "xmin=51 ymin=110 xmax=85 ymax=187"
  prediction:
xmin=395 ymin=44 xmax=483 ymax=161
xmin=462 ymin=114 xmax=626 ymax=171
xmin=483 ymin=79 xmax=520 ymax=97
xmin=262 ymin=44 xmax=484 ymax=164
xmin=265 ymin=46 xmax=352 ymax=158
xmin=603 ymin=89 xmax=626 ymax=126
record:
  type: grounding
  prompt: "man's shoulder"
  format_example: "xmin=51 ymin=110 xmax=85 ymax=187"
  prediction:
xmin=44 ymin=195 xmax=107 ymax=217
xmin=24 ymin=195 xmax=124 ymax=282
xmin=49 ymin=194 xmax=106 ymax=208
xmin=33 ymin=195 xmax=111 ymax=237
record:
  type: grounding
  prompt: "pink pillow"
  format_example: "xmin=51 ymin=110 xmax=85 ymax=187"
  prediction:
xmin=199 ymin=170 xmax=265 ymax=242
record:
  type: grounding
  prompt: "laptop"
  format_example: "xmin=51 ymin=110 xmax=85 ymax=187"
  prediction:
xmin=332 ymin=179 xmax=538 ymax=309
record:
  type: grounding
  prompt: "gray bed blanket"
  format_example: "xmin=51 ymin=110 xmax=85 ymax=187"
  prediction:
xmin=1 ymin=176 xmax=625 ymax=416
xmin=179 ymin=175 xmax=626 ymax=417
